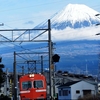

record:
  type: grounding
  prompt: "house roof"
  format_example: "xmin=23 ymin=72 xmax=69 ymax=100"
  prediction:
xmin=58 ymin=81 xmax=80 ymax=88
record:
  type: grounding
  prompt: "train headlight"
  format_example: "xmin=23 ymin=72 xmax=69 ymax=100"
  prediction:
xmin=29 ymin=74 xmax=34 ymax=77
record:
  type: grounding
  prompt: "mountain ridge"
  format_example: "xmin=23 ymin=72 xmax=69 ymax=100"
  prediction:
xmin=35 ymin=4 xmax=100 ymax=29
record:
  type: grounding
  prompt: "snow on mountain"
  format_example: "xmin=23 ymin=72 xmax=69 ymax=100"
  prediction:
xmin=52 ymin=4 xmax=98 ymax=22
xmin=51 ymin=4 xmax=100 ymax=29
xmin=35 ymin=4 xmax=100 ymax=30
xmin=34 ymin=4 xmax=100 ymax=41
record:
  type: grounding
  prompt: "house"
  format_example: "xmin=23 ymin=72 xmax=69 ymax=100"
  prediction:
xmin=58 ymin=81 xmax=96 ymax=100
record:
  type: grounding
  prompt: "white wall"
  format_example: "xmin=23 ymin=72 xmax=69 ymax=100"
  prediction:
xmin=58 ymin=81 xmax=96 ymax=100
xmin=71 ymin=81 xmax=96 ymax=99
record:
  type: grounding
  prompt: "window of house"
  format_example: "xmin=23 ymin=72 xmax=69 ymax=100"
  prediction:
xmin=63 ymin=90 xmax=68 ymax=96
xmin=76 ymin=90 xmax=80 ymax=94
xmin=59 ymin=90 xmax=61 ymax=96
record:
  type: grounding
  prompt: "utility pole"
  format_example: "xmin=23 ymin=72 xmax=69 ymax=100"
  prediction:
xmin=6 ymin=68 xmax=9 ymax=96
xmin=98 ymin=53 xmax=100 ymax=81
xmin=48 ymin=19 xmax=54 ymax=99
xmin=34 ymin=61 xmax=36 ymax=73
xmin=21 ymin=66 xmax=24 ymax=75
xmin=95 ymin=14 xmax=100 ymax=81
xmin=41 ymin=56 xmax=43 ymax=74
xmin=27 ymin=61 xmax=30 ymax=74
xmin=51 ymin=42 xmax=56 ymax=99
xmin=13 ymin=51 xmax=17 ymax=100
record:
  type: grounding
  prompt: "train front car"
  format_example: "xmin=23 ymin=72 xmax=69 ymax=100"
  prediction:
xmin=19 ymin=73 xmax=47 ymax=100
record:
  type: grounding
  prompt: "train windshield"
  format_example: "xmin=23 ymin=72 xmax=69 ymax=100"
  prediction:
xmin=34 ymin=80 xmax=43 ymax=88
xmin=22 ymin=81 xmax=32 ymax=89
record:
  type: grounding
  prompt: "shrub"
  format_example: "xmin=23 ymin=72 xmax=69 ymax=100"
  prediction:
xmin=78 ymin=94 xmax=100 ymax=100
xmin=0 ymin=94 xmax=11 ymax=100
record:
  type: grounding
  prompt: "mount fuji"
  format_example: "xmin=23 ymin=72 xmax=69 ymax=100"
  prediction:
xmin=36 ymin=4 xmax=100 ymax=30
xmin=33 ymin=4 xmax=100 ymax=41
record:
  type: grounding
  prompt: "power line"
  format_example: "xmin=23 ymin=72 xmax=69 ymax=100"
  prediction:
xmin=0 ymin=0 xmax=66 ymax=13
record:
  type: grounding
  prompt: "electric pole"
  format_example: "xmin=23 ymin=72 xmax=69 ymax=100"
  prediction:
xmin=48 ymin=19 xmax=53 ymax=99
xmin=41 ymin=56 xmax=43 ymax=74
xmin=13 ymin=51 xmax=17 ymax=100
xmin=21 ymin=66 xmax=24 ymax=75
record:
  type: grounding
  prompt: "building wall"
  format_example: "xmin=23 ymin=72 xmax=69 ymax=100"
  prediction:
xmin=58 ymin=81 xmax=96 ymax=100
xmin=71 ymin=81 xmax=96 ymax=99
xmin=58 ymin=87 xmax=71 ymax=100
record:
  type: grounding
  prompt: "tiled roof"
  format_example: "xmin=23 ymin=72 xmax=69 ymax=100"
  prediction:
xmin=58 ymin=81 xmax=80 ymax=88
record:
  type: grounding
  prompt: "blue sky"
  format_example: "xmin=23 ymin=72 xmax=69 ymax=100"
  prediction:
xmin=0 ymin=0 xmax=100 ymax=29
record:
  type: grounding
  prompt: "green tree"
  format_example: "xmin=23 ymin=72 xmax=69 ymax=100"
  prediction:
xmin=0 ymin=58 xmax=6 ymax=87
xmin=0 ymin=67 xmax=6 ymax=86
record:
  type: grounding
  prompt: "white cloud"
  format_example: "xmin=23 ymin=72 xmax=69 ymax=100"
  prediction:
xmin=51 ymin=25 xmax=100 ymax=41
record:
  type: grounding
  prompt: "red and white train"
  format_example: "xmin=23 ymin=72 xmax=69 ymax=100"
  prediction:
xmin=19 ymin=73 xmax=47 ymax=100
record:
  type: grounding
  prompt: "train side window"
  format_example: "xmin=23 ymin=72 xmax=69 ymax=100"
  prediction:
xmin=34 ymin=80 xmax=43 ymax=88
xmin=22 ymin=81 xmax=32 ymax=89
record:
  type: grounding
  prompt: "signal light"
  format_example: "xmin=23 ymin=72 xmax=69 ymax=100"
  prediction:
xmin=98 ymin=83 xmax=100 ymax=94
xmin=52 ymin=54 xmax=60 ymax=62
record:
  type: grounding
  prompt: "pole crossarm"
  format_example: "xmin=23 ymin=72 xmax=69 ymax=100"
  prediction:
xmin=16 ymin=52 xmax=48 ymax=55
xmin=0 ymin=28 xmax=48 ymax=42
xmin=0 ymin=34 xmax=12 ymax=42
xmin=15 ymin=51 xmax=48 ymax=63
xmin=31 ymin=30 xmax=48 ymax=41
xmin=15 ymin=52 xmax=49 ymax=63
xmin=26 ymin=60 xmax=40 ymax=64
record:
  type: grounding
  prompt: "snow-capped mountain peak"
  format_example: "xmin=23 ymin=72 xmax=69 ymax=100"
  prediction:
xmin=50 ymin=4 xmax=100 ymax=29
xmin=35 ymin=4 xmax=100 ymax=30
xmin=53 ymin=4 xmax=98 ymax=22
